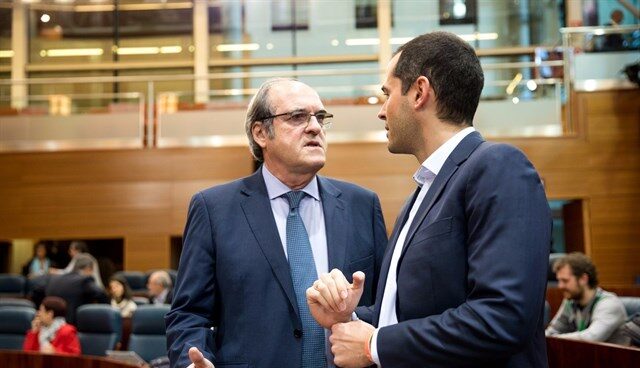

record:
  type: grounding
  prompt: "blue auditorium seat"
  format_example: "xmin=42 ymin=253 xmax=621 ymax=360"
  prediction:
xmin=544 ymin=300 xmax=551 ymax=326
xmin=77 ymin=304 xmax=122 ymax=356
xmin=0 ymin=274 xmax=26 ymax=297
xmin=620 ymin=297 xmax=640 ymax=319
xmin=128 ymin=305 xmax=170 ymax=362
xmin=0 ymin=297 xmax=35 ymax=308
xmin=114 ymin=271 xmax=147 ymax=294
xmin=0 ymin=306 xmax=36 ymax=349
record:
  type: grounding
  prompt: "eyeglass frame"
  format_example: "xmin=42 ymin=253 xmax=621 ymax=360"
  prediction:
xmin=260 ymin=109 xmax=333 ymax=129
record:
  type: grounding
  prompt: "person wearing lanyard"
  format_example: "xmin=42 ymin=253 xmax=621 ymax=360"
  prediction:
xmin=546 ymin=252 xmax=630 ymax=344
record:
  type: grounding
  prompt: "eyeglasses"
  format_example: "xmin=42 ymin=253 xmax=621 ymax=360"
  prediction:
xmin=262 ymin=110 xmax=333 ymax=129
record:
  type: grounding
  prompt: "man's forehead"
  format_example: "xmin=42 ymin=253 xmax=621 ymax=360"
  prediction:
xmin=271 ymin=82 xmax=323 ymax=109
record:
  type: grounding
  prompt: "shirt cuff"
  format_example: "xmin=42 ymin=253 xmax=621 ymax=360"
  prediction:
xmin=370 ymin=328 xmax=381 ymax=366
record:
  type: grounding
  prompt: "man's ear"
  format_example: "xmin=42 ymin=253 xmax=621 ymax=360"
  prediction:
xmin=413 ymin=76 xmax=431 ymax=110
xmin=578 ymin=273 xmax=589 ymax=286
xmin=252 ymin=122 xmax=268 ymax=149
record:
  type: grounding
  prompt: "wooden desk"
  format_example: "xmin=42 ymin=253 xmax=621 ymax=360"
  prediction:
xmin=0 ymin=349 xmax=138 ymax=368
xmin=547 ymin=336 xmax=640 ymax=368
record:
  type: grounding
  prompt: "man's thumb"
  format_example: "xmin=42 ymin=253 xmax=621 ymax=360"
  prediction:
xmin=351 ymin=271 xmax=365 ymax=290
xmin=188 ymin=347 xmax=209 ymax=368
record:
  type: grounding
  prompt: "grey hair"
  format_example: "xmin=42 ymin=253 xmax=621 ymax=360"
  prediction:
xmin=72 ymin=253 xmax=95 ymax=272
xmin=245 ymin=78 xmax=296 ymax=162
xmin=150 ymin=270 xmax=172 ymax=288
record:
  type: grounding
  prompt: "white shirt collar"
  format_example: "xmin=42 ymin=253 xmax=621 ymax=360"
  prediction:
xmin=413 ymin=126 xmax=476 ymax=186
xmin=262 ymin=164 xmax=320 ymax=201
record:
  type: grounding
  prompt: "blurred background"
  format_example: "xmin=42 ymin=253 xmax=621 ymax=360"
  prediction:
xmin=0 ymin=0 xmax=638 ymax=289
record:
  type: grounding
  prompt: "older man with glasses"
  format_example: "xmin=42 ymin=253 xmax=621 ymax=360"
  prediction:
xmin=166 ymin=78 xmax=388 ymax=368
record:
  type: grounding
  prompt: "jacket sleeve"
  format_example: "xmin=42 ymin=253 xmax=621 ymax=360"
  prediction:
xmin=23 ymin=330 xmax=40 ymax=351
xmin=165 ymin=193 xmax=218 ymax=368
xmin=52 ymin=324 xmax=81 ymax=355
xmin=545 ymin=300 xmax=574 ymax=336
xmin=377 ymin=144 xmax=552 ymax=366
xmin=370 ymin=193 xmax=387 ymax=301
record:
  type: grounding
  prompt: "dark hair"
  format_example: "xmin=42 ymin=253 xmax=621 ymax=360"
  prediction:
xmin=72 ymin=253 xmax=95 ymax=272
xmin=394 ymin=31 xmax=484 ymax=126
xmin=109 ymin=274 xmax=133 ymax=302
xmin=70 ymin=241 xmax=88 ymax=253
xmin=553 ymin=252 xmax=599 ymax=288
xmin=41 ymin=296 xmax=67 ymax=318
xmin=33 ymin=242 xmax=47 ymax=255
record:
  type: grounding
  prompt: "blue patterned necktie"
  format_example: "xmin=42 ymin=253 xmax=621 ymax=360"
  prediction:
xmin=283 ymin=191 xmax=326 ymax=368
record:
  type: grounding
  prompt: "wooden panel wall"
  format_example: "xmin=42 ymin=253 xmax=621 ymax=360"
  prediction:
xmin=0 ymin=147 xmax=253 ymax=271
xmin=0 ymin=89 xmax=638 ymax=283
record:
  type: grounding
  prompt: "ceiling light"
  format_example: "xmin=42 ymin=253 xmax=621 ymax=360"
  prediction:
xmin=160 ymin=46 xmax=182 ymax=54
xmin=0 ymin=50 xmax=14 ymax=58
xmin=44 ymin=48 xmax=104 ymax=57
xmin=40 ymin=14 xmax=50 ymax=23
xmin=216 ymin=43 xmax=260 ymax=52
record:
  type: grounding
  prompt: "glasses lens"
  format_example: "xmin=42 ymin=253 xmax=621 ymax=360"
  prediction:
xmin=290 ymin=112 xmax=310 ymax=125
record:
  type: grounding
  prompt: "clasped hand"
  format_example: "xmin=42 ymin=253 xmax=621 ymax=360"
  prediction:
xmin=306 ymin=269 xmax=375 ymax=368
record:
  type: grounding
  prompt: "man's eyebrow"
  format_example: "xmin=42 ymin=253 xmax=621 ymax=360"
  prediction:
xmin=381 ymin=86 xmax=389 ymax=93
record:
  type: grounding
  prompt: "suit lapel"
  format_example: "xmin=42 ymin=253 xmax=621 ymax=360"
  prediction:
xmin=318 ymin=177 xmax=347 ymax=272
xmin=239 ymin=169 xmax=300 ymax=318
xmin=373 ymin=186 xmax=419 ymax=326
xmin=399 ymin=131 xmax=486 ymax=261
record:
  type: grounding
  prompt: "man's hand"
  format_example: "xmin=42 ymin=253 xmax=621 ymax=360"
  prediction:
xmin=186 ymin=347 xmax=214 ymax=368
xmin=330 ymin=320 xmax=375 ymax=368
xmin=306 ymin=269 xmax=365 ymax=329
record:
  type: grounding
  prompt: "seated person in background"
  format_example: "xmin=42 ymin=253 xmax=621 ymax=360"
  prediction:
xmin=546 ymin=252 xmax=630 ymax=345
xmin=25 ymin=242 xmax=53 ymax=279
xmin=146 ymin=270 xmax=173 ymax=305
xmin=23 ymin=296 xmax=81 ymax=355
xmin=50 ymin=241 xmax=104 ymax=288
xmin=43 ymin=253 xmax=109 ymax=325
xmin=109 ymin=274 xmax=137 ymax=318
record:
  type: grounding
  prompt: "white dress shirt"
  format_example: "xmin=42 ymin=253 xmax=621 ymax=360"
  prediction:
xmin=370 ymin=127 xmax=475 ymax=366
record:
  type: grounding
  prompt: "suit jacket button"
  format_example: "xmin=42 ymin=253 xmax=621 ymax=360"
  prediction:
xmin=294 ymin=329 xmax=303 ymax=338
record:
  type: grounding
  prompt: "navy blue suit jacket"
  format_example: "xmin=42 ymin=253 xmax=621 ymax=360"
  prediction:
xmin=166 ymin=168 xmax=387 ymax=368
xmin=357 ymin=132 xmax=552 ymax=368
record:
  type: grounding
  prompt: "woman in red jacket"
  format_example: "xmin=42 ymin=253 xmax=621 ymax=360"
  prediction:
xmin=23 ymin=296 xmax=81 ymax=355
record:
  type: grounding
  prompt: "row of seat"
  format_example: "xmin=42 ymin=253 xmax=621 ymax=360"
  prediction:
xmin=0 ymin=270 xmax=178 ymax=296
xmin=0 ymin=304 xmax=169 ymax=362
xmin=113 ymin=270 xmax=177 ymax=294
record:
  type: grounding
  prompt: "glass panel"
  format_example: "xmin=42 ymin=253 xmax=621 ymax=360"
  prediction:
xmin=29 ymin=4 xmax=114 ymax=65
xmin=0 ymin=6 xmax=11 ymax=67
xmin=391 ymin=0 xmax=562 ymax=50
xmin=28 ymin=1 xmax=194 ymax=65
xmin=0 ymin=91 xmax=144 ymax=152
xmin=210 ymin=0 xmax=377 ymax=62
xmin=0 ymin=73 xmax=10 ymax=108
xmin=28 ymin=71 xmax=115 ymax=111
xmin=117 ymin=1 xmax=193 ymax=62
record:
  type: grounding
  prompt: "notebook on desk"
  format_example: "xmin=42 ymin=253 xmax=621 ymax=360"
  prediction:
xmin=106 ymin=350 xmax=147 ymax=367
